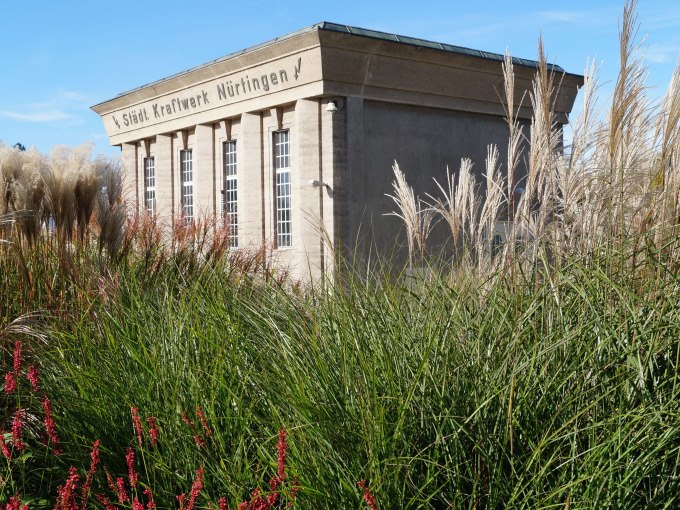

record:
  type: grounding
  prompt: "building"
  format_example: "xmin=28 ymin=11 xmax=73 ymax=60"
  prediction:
xmin=92 ymin=22 xmax=583 ymax=280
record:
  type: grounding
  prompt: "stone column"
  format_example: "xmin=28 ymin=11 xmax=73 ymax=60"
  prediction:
xmin=155 ymin=134 xmax=174 ymax=219
xmin=120 ymin=142 xmax=138 ymax=214
xmin=294 ymin=98 xmax=323 ymax=280
xmin=345 ymin=96 xmax=365 ymax=265
xmin=240 ymin=112 xmax=264 ymax=249
xmin=194 ymin=124 xmax=214 ymax=218
xmin=321 ymin=97 xmax=350 ymax=270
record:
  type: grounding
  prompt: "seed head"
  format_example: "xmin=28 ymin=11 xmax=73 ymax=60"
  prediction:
xmin=4 ymin=372 xmax=16 ymax=393
xmin=27 ymin=365 xmax=39 ymax=392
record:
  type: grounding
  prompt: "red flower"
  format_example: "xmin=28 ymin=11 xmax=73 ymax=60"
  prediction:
xmin=95 ymin=494 xmax=116 ymax=510
xmin=358 ymin=480 xmax=378 ymax=510
xmin=287 ymin=477 xmax=301 ymax=508
xmin=42 ymin=396 xmax=60 ymax=455
xmin=143 ymin=488 xmax=156 ymax=510
xmin=126 ymin=447 xmax=138 ymax=489
xmin=176 ymin=493 xmax=187 ymax=510
xmin=117 ymin=477 xmax=129 ymax=503
xmin=131 ymin=406 xmax=144 ymax=447
xmin=26 ymin=365 xmax=39 ymax=392
xmin=218 ymin=497 xmax=228 ymax=510
xmin=12 ymin=341 xmax=21 ymax=375
xmin=104 ymin=467 xmax=118 ymax=498
xmin=81 ymin=439 xmax=101 ymax=506
xmin=0 ymin=433 xmax=12 ymax=459
xmin=182 ymin=411 xmax=206 ymax=448
xmin=5 ymin=494 xmax=22 ymax=510
xmin=55 ymin=467 xmax=80 ymax=510
xmin=181 ymin=412 xmax=195 ymax=430
xmin=132 ymin=498 xmax=144 ymax=510
xmin=4 ymin=372 xmax=16 ymax=393
xmin=11 ymin=409 xmax=24 ymax=451
xmin=147 ymin=416 xmax=158 ymax=448
xmin=187 ymin=467 xmax=204 ymax=510
xmin=247 ymin=489 xmax=267 ymax=510
xmin=196 ymin=406 xmax=212 ymax=438
xmin=277 ymin=429 xmax=288 ymax=481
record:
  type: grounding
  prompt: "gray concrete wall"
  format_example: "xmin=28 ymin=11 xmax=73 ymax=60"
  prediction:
xmin=344 ymin=98 xmax=528 ymax=267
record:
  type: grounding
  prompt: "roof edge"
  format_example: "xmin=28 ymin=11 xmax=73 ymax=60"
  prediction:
xmin=92 ymin=21 xmax=584 ymax=111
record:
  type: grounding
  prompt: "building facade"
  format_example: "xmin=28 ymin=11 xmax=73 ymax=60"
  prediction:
xmin=92 ymin=22 xmax=582 ymax=280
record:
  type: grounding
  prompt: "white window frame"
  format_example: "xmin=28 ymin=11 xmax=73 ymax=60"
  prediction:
xmin=274 ymin=130 xmax=292 ymax=248
xmin=223 ymin=140 xmax=238 ymax=248
xmin=180 ymin=149 xmax=193 ymax=222
xmin=143 ymin=156 xmax=156 ymax=215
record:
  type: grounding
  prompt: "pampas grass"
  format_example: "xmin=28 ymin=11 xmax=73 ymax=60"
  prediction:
xmin=0 ymin=143 xmax=125 ymax=257
xmin=390 ymin=0 xmax=680 ymax=279
xmin=386 ymin=162 xmax=436 ymax=265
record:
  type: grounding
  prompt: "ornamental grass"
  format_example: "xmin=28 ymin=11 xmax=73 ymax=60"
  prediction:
xmin=0 ymin=1 xmax=678 ymax=508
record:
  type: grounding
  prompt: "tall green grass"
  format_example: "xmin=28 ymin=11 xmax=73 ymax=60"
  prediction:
xmin=1 ymin=239 xmax=676 ymax=508
xmin=0 ymin=1 xmax=678 ymax=507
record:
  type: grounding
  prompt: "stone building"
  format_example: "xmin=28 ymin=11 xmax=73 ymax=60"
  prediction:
xmin=92 ymin=22 xmax=582 ymax=280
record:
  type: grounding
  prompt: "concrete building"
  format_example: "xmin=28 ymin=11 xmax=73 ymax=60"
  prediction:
xmin=92 ymin=22 xmax=582 ymax=280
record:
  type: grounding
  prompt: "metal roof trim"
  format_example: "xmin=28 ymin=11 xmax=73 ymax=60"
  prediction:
xmin=94 ymin=20 xmax=576 ymax=108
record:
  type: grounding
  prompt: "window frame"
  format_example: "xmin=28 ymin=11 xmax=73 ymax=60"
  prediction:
xmin=273 ymin=130 xmax=292 ymax=248
xmin=180 ymin=149 xmax=193 ymax=222
xmin=222 ymin=140 xmax=238 ymax=248
xmin=143 ymin=156 xmax=156 ymax=215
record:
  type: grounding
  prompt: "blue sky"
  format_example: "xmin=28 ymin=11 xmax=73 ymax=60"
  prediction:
xmin=1 ymin=0 xmax=678 ymax=157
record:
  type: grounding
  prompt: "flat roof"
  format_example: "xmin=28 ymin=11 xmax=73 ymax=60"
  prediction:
xmin=100 ymin=21 xmax=570 ymax=106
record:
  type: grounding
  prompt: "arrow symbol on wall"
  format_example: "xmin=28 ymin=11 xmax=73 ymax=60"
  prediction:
xmin=294 ymin=58 xmax=302 ymax=80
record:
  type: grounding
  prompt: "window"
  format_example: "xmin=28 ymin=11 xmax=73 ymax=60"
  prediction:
xmin=143 ymin=157 xmax=156 ymax=215
xmin=274 ymin=130 xmax=291 ymax=248
xmin=180 ymin=149 xmax=193 ymax=221
xmin=223 ymin=140 xmax=238 ymax=248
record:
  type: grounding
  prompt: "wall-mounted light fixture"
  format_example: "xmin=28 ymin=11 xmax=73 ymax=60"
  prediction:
xmin=309 ymin=179 xmax=333 ymax=197
xmin=325 ymin=99 xmax=345 ymax=113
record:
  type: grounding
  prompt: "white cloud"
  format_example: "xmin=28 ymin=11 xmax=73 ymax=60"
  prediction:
xmin=0 ymin=110 xmax=73 ymax=123
xmin=645 ymin=43 xmax=680 ymax=64
xmin=433 ymin=8 xmax=615 ymax=45
xmin=537 ymin=10 xmax=588 ymax=23
xmin=644 ymin=11 xmax=680 ymax=30
xmin=0 ymin=88 xmax=91 ymax=124
xmin=56 ymin=89 xmax=91 ymax=103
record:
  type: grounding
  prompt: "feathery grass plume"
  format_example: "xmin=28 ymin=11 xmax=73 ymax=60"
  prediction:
xmin=606 ymin=0 xmax=651 ymax=242
xmin=500 ymin=50 xmax=527 ymax=270
xmin=502 ymin=50 xmax=526 ymax=221
xmin=44 ymin=145 xmax=78 ymax=242
xmin=652 ymin=60 xmax=680 ymax=233
xmin=0 ymin=146 xmax=49 ymax=242
xmin=73 ymin=153 xmax=101 ymax=242
xmin=386 ymin=162 xmax=418 ymax=265
xmin=477 ymin=145 xmax=505 ymax=269
xmin=386 ymin=162 xmax=434 ymax=265
xmin=96 ymin=157 xmax=125 ymax=259
xmin=429 ymin=158 xmax=480 ymax=264
xmin=558 ymin=59 xmax=601 ymax=256
xmin=514 ymin=34 xmax=563 ymax=262
xmin=0 ymin=144 xmax=24 ymax=215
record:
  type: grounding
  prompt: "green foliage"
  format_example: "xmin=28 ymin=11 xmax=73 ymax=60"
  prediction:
xmin=1 ymin=231 xmax=678 ymax=508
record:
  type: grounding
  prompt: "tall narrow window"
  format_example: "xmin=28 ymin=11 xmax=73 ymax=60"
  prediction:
xmin=274 ymin=130 xmax=291 ymax=248
xmin=180 ymin=149 xmax=193 ymax=221
xmin=143 ymin=157 xmax=155 ymax=215
xmin=223 ymin=140 xmax=238 ymax=248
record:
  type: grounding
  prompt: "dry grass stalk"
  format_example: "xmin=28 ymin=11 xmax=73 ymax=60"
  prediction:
xmin=390 ymin=0 xmax=680 ymax=276
xmin=428 ymin=159 xmax=478 ymax=256
xmin=477 ymin=145 xmax=504 ymax=269
xmin=386 ymin=162 xmax=435 ymax=265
